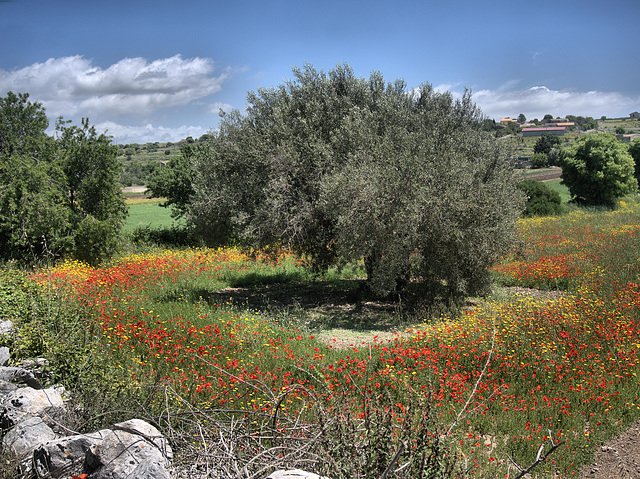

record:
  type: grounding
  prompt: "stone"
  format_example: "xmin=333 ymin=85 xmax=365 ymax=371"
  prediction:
xmin=0 ymin=366 xmax=42 ymax=389
xmin=2 ymin=416 xmax=57 ymax=457
xmin=112 ymin=418 xmax=173 ymax=460
xmin=124 ymin=457 xmax=171 ymax=479
xmin=0 ymin=386 xmax=65 ymax=429
xmin=32 ymin=429 xmax=111 ymax=479
xmin=85 ymin=429 xmax=170 ymax=479
xmin=0 ymin=346 xmax=9 ymax=366
xmin=0 ymin=320 xmax=14 ymax=335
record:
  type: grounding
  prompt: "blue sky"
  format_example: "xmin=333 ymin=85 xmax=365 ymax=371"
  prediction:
xmin=1 ymin=0 xmax=639 ymax=143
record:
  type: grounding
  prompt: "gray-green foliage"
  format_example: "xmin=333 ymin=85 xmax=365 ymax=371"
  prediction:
xmin=0 ymin=92 xmax=126 ymax=265
xmin=190 ymin=64 xmax=524 ymax=298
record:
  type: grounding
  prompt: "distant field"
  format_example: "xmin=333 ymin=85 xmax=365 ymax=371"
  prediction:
xmin=544 ymin=178 xmax=571 ymax=203
xmin=124 ymin=198 xmax=181 ymax=232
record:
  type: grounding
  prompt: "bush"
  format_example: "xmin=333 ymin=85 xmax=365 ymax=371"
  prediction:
xmin=529 ymin=152 xmax=549 ymax=168
xmin=559 ymin=133 xmax=637 ymax=206
xmin=517 ymin=179 xmax=563 ymax=217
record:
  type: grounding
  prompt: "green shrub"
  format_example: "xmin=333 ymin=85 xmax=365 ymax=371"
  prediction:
xmin=517 ymin=179 xmax=563 ymax=217
xmin=530 ymin=152 xmax=549 ymax=168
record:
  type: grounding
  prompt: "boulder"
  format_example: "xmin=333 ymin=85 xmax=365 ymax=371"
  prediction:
xmin=2 ymin=415 xmax=57 ymax=457
xmin=0 ymin=319 xmax=13 ymax=335
xmin=85 ymin=428 xmax=171 ymax=479
xmin=0 ymin=366 xmax=42 ymax=389
xmin=0 ymin=386 xmax=64 ymax=429
xmin=0 ymin=346 xmax=10 ymax=366
xmin=124 ymin=457 xmax=172 ymax=479
xmin=112 ymin=418 xmax=173 ymax=460
xmin=32 ymin=429 xmax=111 ymax=478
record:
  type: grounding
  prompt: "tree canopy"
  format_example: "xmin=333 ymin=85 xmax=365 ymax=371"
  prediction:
xmin=0 ymin=92 xmax=126 ymax=265
xmin=559 ymin=133 xmax=637 ymax=207
xmin=187 ymin=64 xmax=524 ymax=299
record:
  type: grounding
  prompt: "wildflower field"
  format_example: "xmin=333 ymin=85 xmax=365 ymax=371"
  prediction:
xmin=17 ymin=199 xmax=640 ymax=477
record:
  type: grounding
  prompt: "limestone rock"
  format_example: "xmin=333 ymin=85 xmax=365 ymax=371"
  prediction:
xmin=32 ymin=429 xmax=111 ymax=478
xmin=2 ymin=416 xmax=57 ymax=457
xmin=124 ymin=457 xmax=172 ymax=479
xmin=0 ymin=346 xmax=9 ymax=366
xmin=0 ymin=386 xmax=64 ymax=429
xmin=85 ymin=429 xmax=170 ymax=479
xmin=112 ymin=418 xmax=173 ymax=460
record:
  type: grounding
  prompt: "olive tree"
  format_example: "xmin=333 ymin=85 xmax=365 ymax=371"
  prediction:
xmin=559 ymin=133 xmax=637 ymax=207
xmin=189 ymin=64 xmax=524 ymax=299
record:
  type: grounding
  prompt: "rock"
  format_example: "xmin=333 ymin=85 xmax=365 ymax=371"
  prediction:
xmin=0 ymin=366 xmax=42 ymax=389
xmin=85 ymin=429 xmax=171 ymax=479
xmin=112 ymin=418 xmax=173 ymax=460
xmin=2 ymin=416 xmax=57 ymax=457
xmin=0 ymin=386 xmax=65 ymax=429
xmin=0 ymin=346 xmax=9 ymax=366
xmin=124 ymin=457 xmax=171 ymax=479
xmin=32 ymin=429 xmax=111 ymax=478
xmin=0 ymin=320 xmax=13 ymax=335
xmin=0 ymin=379 xmax=18 ymax=394
xmin=266 ymin=470 xmax=331 ymax=479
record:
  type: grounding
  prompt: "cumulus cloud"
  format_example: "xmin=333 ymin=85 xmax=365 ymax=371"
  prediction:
xmin=0 ymin=55 xmax=229 ymax=118
xmin=470 ymin=85 xmax=639 ymax=120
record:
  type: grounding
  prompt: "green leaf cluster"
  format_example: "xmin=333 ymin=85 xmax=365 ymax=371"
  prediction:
xmin=517 ymin=179 xmax=563 ymax=217
xmin=188 ymin=64 xmax=525 ymax=299
xmin=0 ymin=92 xmax=126 ymax=265
xmin=559 ymin=133 xmax=638 ymax=207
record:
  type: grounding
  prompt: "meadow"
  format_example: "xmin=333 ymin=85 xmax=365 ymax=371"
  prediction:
xmin=3 ymin=197 xmax=640 ymax=477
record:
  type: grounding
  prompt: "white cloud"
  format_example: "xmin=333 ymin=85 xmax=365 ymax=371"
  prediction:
xmin=469 ymin=85 xmax=639 ymax=120
xmin=0 ymin=55 xmax=229 ymax=119
xmin=93 ymin=121 xmax=210 ymax=145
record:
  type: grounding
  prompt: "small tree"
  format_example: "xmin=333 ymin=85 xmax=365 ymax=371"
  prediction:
xmin=533 ymin=133 xmax=561 ymax=157
xmin=56 ymin=118 xmax=127 ymax=265
xmin=559 ymin=133 xmax=637 ymax=206
xmin=146 ymin=143 xmax=196 ymax=220
xmin=517 ymin=113 xmax=526 ymax=124
xmin=529 ymin=153 xmax=549 ymax=169
xmin=517 ymin=179 xmax=562 ymax=217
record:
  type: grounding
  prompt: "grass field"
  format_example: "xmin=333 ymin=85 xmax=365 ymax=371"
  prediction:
xmin=123 ymin=197 xmax=180 ymax=232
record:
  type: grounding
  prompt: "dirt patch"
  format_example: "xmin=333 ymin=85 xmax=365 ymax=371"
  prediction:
xmin=578 ymin=421 xmax=640 ymax=478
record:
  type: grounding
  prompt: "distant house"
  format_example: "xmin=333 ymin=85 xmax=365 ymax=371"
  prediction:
xmin=630 ymin=112 xmax=640 ymax=119
xmin=521 ymin=127 xmax=566 ymax=137
xmin=500 ymin=118 xmax=518 ymax=126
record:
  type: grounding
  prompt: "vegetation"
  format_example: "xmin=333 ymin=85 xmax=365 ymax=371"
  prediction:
xmin=2 ymin=196 xmax=640 ymax=477
xmin=0 ymin=92 xmax=126 ymax=265
xmin=517 ymin=179 xmax=563 ymax=217
xmin=559 ymin=133 xmax=637 ymax=206
xmin=183 ymin=63 xmax=524 ymax=299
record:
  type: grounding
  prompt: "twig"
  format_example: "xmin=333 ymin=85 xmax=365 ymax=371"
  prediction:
xmin=445 ymin=325 xmax=496 ymax=436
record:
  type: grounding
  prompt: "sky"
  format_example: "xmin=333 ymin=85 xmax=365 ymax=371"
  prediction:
xmin=1 ymin=0 xmax=639 ymax=144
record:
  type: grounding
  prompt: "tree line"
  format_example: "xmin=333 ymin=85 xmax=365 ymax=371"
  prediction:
xmin=0 ymin=92 xmax=126 ymax=265
xmin=3 ymin=63 xmax=639 ymax=300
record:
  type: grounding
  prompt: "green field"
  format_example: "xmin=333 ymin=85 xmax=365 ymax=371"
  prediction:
xmin=124 ymin=198 xmax=180 ymax=232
